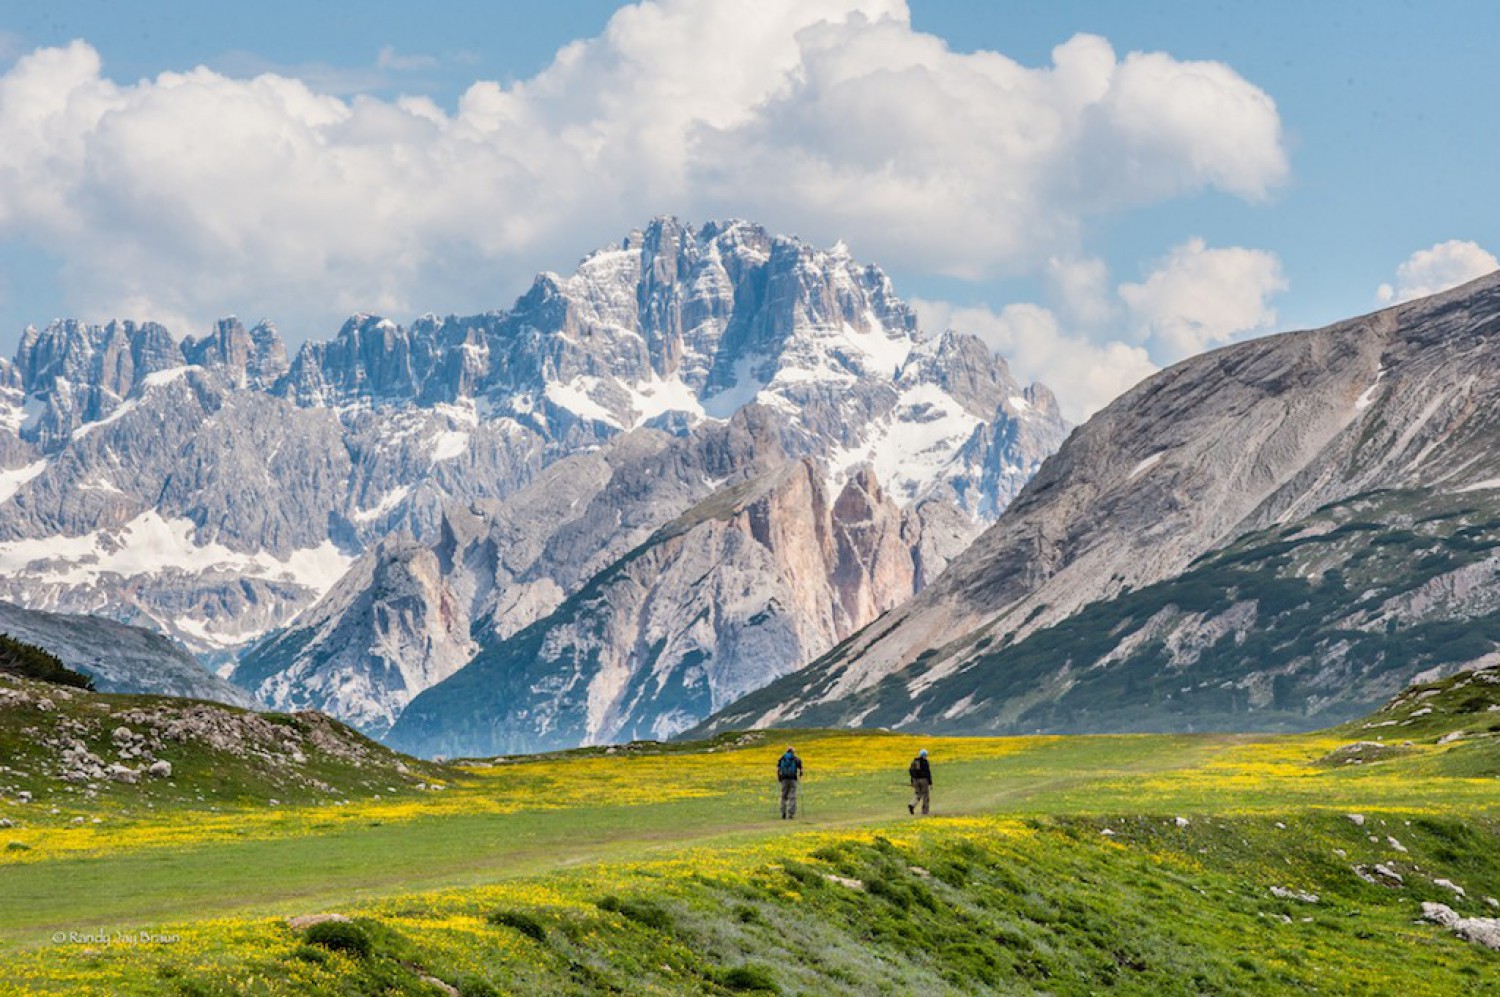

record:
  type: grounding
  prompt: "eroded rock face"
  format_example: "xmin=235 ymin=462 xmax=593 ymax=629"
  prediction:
xmin=696 ymin=272 xmax=1500 ymax=737
xmin=387 ymin=457 xmax=980 ymax=756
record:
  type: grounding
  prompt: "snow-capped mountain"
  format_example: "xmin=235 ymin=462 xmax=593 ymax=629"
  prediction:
xmin=0 ymin=218 xmax=1068 ymax=742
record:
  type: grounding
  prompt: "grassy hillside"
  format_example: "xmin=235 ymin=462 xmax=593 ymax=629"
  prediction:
xmin=3 ymin=669 xmax=1500 ymax=994
xmin=0 ymin=672 xmax=449 ymax=815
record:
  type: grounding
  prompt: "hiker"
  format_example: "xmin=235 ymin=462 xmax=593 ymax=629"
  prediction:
xmin=777 ymin=746 xmax=803 ymax=819
xmin=908 ymin=748 xmax=932 ymax=815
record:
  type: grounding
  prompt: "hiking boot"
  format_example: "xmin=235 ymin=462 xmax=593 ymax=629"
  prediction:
xmin=907 ymin=803 xmax=915 ymax=815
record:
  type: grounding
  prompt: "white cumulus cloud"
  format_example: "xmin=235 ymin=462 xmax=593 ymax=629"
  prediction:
xmin=1376 ymin=240 xmax=1498 ymax=305
xmin=0 ymin=0 xmax=1288 ymax=341
xmin=915 ymin=238 xmax=1288 ymax=421
xmin=912 ymin=297 xmax=1157 ymax=423
xmin=1119 ymin=238 xmax=1286 ymax=362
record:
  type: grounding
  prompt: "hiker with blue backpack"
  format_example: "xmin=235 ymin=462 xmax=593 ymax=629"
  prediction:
xmin=777 ymin=746 xmax=803 ymax=819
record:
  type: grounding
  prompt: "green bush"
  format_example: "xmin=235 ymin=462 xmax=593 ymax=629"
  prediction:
xmin=486 ymin=908 xmax=546 ymax=941
xmin=733 ymin=904 xmax=764 ymax=925
xmin=303 ymin=919 xmax=371 ymax=957
xmin=596 ymin=894 xmax=673 ymax=931
xmin=720 ymin=963 xmax=779 ymax=993
xmin=458 ymin=978 xmax=500 ymax=997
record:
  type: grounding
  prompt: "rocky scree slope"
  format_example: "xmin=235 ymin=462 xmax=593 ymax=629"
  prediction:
xmin=696 ymin=271 xmax=1500 ymax=737
xmin=0 ymin=220 xmax=1066 ymax=734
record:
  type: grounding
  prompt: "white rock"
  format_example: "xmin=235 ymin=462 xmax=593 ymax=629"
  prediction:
xmin=1270 ymin=886 xmax=1319 ymax=903
xmin=286 ymin=913 xmax=351 ymax=931
xmin=824 ymin=874 xmax=865 ymax=891
xmin=1174 ymin=816 xmax=1190 ymax=828
xmin=419 ymin=977 xmax=459 ymax=997
xmin=1437 ymin=731 xmax=1465 ymax=745
xmin=146 ymin=760 xmax=172 ymax=778
xmin=1386 ymin=836 xmax=1408 ymax=853
xmin=106 ymin=764 xmax=139 ymax=784
xmin=1421 ymin=902 xmax=1500 ymax=951
xmin=1346 ymin=813 xmax=1366 ymax=827
xmin=1434 ymin=878 xmax=1466 ymax=897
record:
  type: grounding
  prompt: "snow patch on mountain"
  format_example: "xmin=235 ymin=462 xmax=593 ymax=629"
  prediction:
xmin=0 ymin=512 xmax=352 ymax=594
xmin=0 ymin=459 xmax=47 ymax=502
xmin=546 ymin=377 xmax=622 ymax=428
xmin=702 ymin=357 xmax=772 ymax=419
xmin=430 ymin=431 xmax=469 ymax=462
xmin=829 ymin=382 xmax=983 ymax=504
xmin=1129 ymin=453 xmax=1165 ymax=480
xmin=626 ymin=375 xmax=705 ymax=425
xmin=353 ymin=485 xmax=411 ymax=523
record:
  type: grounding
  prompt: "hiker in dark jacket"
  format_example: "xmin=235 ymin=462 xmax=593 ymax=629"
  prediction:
xmin=908 ymin=748 xmax=932 ymax=815
xmin=777 ymin=747 xmax=803 ymax=819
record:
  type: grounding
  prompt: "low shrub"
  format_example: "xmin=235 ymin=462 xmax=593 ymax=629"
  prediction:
xmin=303 ymin=919 xmax=371 ymax=958
xmin=597 ymin=894 xmax=673 ymax=931
xmin=487 ymin=909 xmax=546 ymax=942
xmin=720 ymin=963 xmax=779 ymax=992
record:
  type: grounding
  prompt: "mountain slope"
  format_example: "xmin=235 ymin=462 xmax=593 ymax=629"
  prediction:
xmin=386 ymin=460 xmax=975 ymax=756
xmin=695 ymin=270 xmax=1500 ymax=736
xmin=0 ymin=601 xmax=253 ymax=706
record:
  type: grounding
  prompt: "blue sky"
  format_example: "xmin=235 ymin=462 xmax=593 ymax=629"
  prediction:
xmin=0 ymin=0 xmax=1495 ymax=417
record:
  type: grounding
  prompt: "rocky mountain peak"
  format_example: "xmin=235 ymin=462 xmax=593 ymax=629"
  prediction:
xmin=182 ymin=317 xmax=290 ymax=391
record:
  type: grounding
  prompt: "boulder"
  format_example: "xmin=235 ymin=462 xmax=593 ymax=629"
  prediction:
xmin=1421 ymin=902 xmax=1500 ymax=951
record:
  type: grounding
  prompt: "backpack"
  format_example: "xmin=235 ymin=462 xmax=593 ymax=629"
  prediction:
xmin=908 ymin=758 xmax=924 ymax=779
xmin=777 ymin=753 xmax=798 ymax=779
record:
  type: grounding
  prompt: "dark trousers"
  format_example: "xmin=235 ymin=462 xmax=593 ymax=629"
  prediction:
xmin=910 ymin=778 xmax=930 ymax=815
xmin=779 ymin=778 xmax=799 ymax=817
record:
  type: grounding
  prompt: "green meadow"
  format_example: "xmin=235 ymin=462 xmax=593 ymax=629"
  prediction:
xmin=1 ymin=669 xmax=1498 ymax=994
